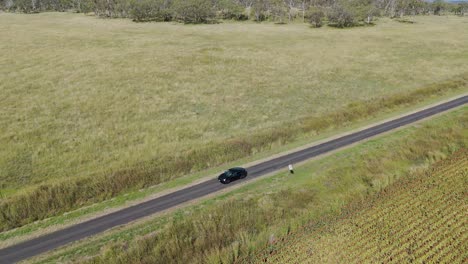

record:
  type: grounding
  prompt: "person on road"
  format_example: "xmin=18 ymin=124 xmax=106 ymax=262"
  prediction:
xmin=288 ymin=164 xmax=294 ymax=174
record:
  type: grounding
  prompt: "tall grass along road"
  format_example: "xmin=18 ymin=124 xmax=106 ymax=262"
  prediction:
xmin=0 ymin=96 xmax=466 ymax=263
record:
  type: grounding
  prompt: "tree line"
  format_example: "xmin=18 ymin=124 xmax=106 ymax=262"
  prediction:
xmin=1 ymin=0 xmax=467 ymax=26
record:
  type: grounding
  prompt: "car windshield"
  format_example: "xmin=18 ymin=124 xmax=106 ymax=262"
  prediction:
xmin=224 ymin=170 xmax=234 ymax=177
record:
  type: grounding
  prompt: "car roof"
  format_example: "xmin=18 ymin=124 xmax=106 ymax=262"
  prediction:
xmin=229 ymin=167 xmax=246 ymax=172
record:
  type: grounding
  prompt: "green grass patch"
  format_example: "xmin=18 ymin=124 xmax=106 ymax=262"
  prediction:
xmin=27 ymin=107 xmax=467 ymax=264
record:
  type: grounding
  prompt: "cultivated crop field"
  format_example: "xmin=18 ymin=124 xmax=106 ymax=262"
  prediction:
xmin=1 ymin=12 xmax=468 ymax=230
xmin=259 ymin=148 xmax=467 ymax=263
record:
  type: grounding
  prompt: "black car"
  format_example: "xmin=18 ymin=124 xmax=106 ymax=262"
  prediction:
xmin=218 ymin=167 xmax=248 ymax=184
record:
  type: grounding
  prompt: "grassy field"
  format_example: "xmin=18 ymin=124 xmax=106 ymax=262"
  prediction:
xmin=1 ymin=13 xmax=468 ymax=230
xmin=259 ymin=148 xmax=467 ymax=263
xmin=24 ymin=107 xmax=467 ymax=264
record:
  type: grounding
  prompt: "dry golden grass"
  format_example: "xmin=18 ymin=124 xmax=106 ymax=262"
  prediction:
xmin=1 ymin=13 xmax=467 ymax=193
xmin=1 ymin=13 xmax=468 ymax=230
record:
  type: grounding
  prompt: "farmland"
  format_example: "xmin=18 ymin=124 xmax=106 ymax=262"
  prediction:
xmin=1 ymin=13 xmax=468 ymax=230
xmin=259 ymin=148 xmax=467 ymax=263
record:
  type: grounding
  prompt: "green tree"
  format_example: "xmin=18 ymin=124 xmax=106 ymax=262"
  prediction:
xmin=450 ymin=2 xmax=467 ymax=16
xmin=173 ymin=0 xmax=215 ymax=23
xmin=432 ymin=0 xmax=445 ymax=15
xmin=344 ymin=0 xmax=376 ymax=23
xmin=252 ymin=0 xmax=269 ymax=21
xmin=93 ymin=0 xmax=131 ymax=17
xmin=327 ymin=4 xmax=355 ymax=27
xmin=215 ymin=0 xmax=247 ymax=20
xmin=271 ymin=0 xmax=288 ymax=23
xmin=307 ymin=6 xmax=324 ymax=27
xmin=75 ymin=0 xmax=94 ymax=13
xmin=130 ymin=0 xmax=171 ymax=21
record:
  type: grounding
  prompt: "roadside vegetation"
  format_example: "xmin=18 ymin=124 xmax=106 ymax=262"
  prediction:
xmin=27 ymin=107 xmax=467 ymax=264
xmin=258 ymin=148 xmax=467 ymax=263
xmin=0 ymin=13 xmax=467 ymax=231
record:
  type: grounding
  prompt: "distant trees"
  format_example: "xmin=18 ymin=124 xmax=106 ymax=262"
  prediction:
xmin=451 ymin=2 xmax=468 ymax=16
xmin=307 ymin=6 xmax=324 ymax=27
xmin=0 ymin=0 xmax=64 ymax=13
xmin=431 ymin=0 xmax=445 ymax=15
xmin=377 ymin=0 xmax=429 ymax=17
xmin=173 ymin=0 xmax=215 ymax=23
xmin=130 ymin=0 xmax=171 ymax=22
xmin=1 ymin=0 xmax=465 ymax=24
xmin=93 ymin=0 xmax=131 ymax=17
xmin=252 ymin=0 xmax=269 ymax=21
xmin=216 ymin=0 xmax=247 ymax=20
xmin=270 ymin=0 xmax=288 ymax=23
xmin=327 ymin=4 xmax=354 ymax=27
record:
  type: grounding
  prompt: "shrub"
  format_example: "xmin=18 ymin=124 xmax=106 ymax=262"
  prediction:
xmin=252 ymin=0 xmax=269 ymax=21
xmin=432 ymin=0 xmax=445 ymax=15
xmin=270 ymin=0 xmax=288 ymax=23
xmin=346 ymin=0 xmax=376 ymax=23
xmin=76 ymin=0 xmax=95 ymax=13
xmin=93 ymin=0 xmax=131 ymax=17
xmin=130 ymin=0 xmax=171 ymax=22
xmin=448 ymin=2 xmax=468 ymax=16
xmin=216 ymin=0 xmax=247 ymax=20
xmin=10 ymin=0 xmax=36 ymax=12
xmin=327 ymin=4 xmax=355 ymax=28
xmin=172 ymin=0 xmax=215 ymax=24
xmin=307 ymin=7 xmax=325 ymax=27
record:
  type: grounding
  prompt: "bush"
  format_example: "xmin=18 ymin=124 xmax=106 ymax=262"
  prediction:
xmin=216 ymin=0 xmax=247 ymax=20
xmin=75 ymin=0 xmax=95 ymax=13
xmin=448 ymin=2 xmax=467 ymax=16
xmin=346 ymin=0 xmax=376 ymax=23
xmin=432 ymin=0 xmax=446 ymax=15
xmin=307 ymin=7 xmax=324 ymax=27
xmin=327 ymin=5 xmax=355 ymax=28
xmin=252 ymin=0 xmax=269 ymax=21
xmin=10 ymin=0 xmax=35 ymax=12
xmin=172 ymin=0 xmax=215 ymax=24
xmin=93 ymin=0 xmax=131 ymax=17
xmin=130 ymin=0 xmax=171 ymax=22
xmin=270 ymin=0 xmax=287 ymax=23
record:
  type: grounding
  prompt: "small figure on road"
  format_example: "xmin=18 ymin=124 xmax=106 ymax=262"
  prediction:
xmin=288 ymin=164 xmax=294 ymax=174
